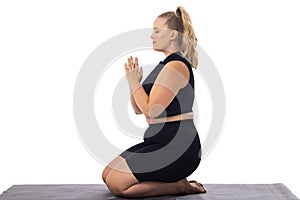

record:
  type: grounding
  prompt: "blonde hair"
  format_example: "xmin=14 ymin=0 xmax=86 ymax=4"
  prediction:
xmin=158 ymin=6 xmax=198 ymax=69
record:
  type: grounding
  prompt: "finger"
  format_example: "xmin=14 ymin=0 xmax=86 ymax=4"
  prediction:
xmin=130 ymin=56 xmax=134 ymax=68
xmin=139 ymin=66 xmax=143 ymax=76
xmin=128 ymin=58 xmax=132 ymax=67
xmin=124 ymin=63 xmax=129 ymax=72
xmin=134 ymin=57 xmax=138 ymax=68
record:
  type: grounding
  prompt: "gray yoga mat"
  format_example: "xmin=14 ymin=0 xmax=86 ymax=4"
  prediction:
xmin=0 ymin=183 xmax=298 ymax=200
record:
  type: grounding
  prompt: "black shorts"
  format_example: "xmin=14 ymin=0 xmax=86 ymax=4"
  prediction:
xmin=119 ymin=119 xmax=201 ymax=183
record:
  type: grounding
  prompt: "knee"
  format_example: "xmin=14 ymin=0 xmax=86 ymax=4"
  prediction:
xmin=105 ymin=178 xmax=126 ymax=197
xmin=101 ymin=170 xmax=106 ymax=183
xmin=102 ymin=166 xmax=112 ymax=183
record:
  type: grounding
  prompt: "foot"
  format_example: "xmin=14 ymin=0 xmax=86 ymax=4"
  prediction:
xmin=177 ymin=179 xmax=206 ymax=194
xmin=189 ymin=180 xmax=206 ymax=193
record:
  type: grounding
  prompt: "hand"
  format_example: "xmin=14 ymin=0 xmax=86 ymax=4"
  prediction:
xmin=124 ymin=56 xmax=143 ymax=85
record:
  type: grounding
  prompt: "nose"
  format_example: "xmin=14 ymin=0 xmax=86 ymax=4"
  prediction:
xmin=150 ymin=31 xmax=154 ymax=39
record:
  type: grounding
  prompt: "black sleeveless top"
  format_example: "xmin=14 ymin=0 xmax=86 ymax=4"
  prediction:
xmin=141 ymin=52 xmax=195 ymax=118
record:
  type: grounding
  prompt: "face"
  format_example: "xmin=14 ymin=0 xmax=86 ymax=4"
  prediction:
xmin=151 ymin=17 xmax=174 ymax=52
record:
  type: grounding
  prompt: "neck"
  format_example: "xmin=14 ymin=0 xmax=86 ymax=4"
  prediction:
xmin=163 ymin=41 xmax=180 ymax=57
xmin=163 ymin=48 xmax=180 ymax=57
xmin=163 ymin=51 xmax=178 ymax=58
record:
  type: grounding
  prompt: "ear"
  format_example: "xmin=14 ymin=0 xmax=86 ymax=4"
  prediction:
xmin=170 ymin=30 xmax=179 ymax=40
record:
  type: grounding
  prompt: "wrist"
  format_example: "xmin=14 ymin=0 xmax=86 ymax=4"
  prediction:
xmin=129 ymin=81 xmax=142 ymax=95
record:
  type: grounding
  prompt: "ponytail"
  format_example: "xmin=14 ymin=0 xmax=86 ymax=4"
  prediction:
xmin=158 ymin=6 xmax=198 ymax=69
xmin=176 ymin=6 xmax=198 ymax=69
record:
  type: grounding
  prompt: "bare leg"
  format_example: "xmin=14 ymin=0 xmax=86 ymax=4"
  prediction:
xmin=102 ymin=156 xmax=124 ymax=183
xmin=104 ymin=156 xmax=206 ymax=198
xmin=121 ymin=178 xmax=206 ymax=198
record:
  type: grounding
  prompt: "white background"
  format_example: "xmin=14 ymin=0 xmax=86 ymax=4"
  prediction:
xmin=1 ymin=0 xmax=299 ymax=198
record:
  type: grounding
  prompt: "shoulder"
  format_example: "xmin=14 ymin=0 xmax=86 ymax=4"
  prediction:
xmin=165 ymin=60 xmax=190 ymax=81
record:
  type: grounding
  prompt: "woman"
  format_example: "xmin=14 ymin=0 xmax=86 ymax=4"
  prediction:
xmin=102 ymin=6 xmax=206 ymax=198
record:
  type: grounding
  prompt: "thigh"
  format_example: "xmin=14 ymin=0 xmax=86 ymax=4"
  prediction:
xmin=119 ymin=141 xmax=152 ymax=158
xmin=105 ymin=156 xmax=139 ymax=192
xmin=122 ymin=138 xmax=201 ymax=183
xmin=120 ymin=143 xmax=171 ymax=182
xmin=102 ymin=156 xmax=124 ymax=181
xmin=104 ymin=142 xmax=159 ymax=181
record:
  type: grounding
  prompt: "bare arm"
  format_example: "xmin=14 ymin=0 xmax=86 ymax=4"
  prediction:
xmin=130 ymin=61 xmax=189 ymax=119
xmin=130 ymin=87 xmax=143 ymax=114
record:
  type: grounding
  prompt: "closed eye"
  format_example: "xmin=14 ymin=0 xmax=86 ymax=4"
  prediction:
xmin=153 ymin=27 xmax=160 ymax=33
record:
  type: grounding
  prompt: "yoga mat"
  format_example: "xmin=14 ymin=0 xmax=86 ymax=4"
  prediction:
xmin=0 ymin=183 xmax=298 ymax=200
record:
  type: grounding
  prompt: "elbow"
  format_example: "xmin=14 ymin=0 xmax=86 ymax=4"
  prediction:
xmin=144 ymin=104 xmax=165 ymax=119
xmin=134 ymin=110 xmax=143 ymax=115
xmin=134 ymin=106 xmax=143 ymax=115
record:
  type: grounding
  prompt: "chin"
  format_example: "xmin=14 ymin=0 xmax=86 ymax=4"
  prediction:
xmin=153 ymin=47 xmax=164 ymax=52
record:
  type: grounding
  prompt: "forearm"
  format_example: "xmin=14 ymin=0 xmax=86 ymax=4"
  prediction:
xmin=130 ymin=87 xmax=143 ymax=114
xmin=130 ymin=81 xmax=152 ymax=118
